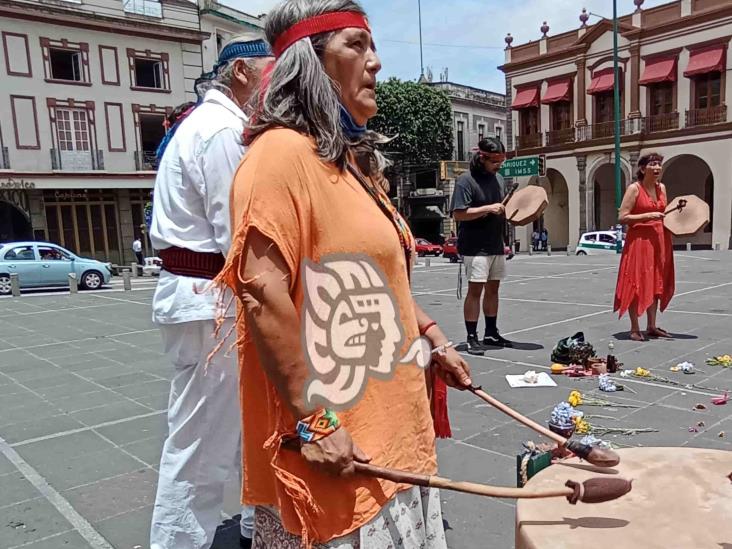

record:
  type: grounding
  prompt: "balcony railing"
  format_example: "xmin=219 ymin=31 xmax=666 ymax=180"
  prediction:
xmin=50 ymin=149 xmax=103 ymax=170
xmin=516 ymin=133 xmax=542 ymax=149
xmin=577 ymin=118 xmax=643 ymax=141
xmin=645 ymin=112 xmax=679 ymax=133
xmin=513 ymin=107 xmax=727 ymax=151
xmin=545 ymin=127 xmax=575 ymax=146
xmin=135 ymin=150 xmax=159 ymax=171
xmin=685 ymin=105 xmax=727 ymax=128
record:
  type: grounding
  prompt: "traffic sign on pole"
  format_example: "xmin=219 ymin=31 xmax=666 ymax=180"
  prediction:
xmin=499 ymin=156 xmax=540 ymax=177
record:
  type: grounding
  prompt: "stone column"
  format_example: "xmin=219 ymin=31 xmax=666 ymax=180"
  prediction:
xmin=117 ymin=189 xmax=135 ymax=265
xmin=505 ymin=74 xmax=514 ymax=151
xmin=629 ymin=151 xmax=640 ymax=179
xmin=629 ymin=43 xmax=641 ymax=118
xmin=575 ymin=59 xmax=587 ymax=126
xmin=577 ymin=155 xmax=587 ymax=234
xmin=28 ymin=189 xmax=47 ymax=240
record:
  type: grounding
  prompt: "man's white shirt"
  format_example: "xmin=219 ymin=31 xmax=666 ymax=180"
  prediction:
xmin=150 ymin=89 xmax=246 ymax=324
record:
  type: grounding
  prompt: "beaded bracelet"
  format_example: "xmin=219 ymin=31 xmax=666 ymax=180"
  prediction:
xmin=296 ymin=408 xmax=341 ymax=443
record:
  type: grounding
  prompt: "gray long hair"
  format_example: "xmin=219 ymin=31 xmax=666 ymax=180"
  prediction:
xmin=247 ymin=0 xmax=388 ymax=175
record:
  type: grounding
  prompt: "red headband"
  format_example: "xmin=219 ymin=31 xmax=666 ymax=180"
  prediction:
xmin=272 ymin=11 xmax=371 ymax=58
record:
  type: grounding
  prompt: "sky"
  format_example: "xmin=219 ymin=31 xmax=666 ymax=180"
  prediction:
xmin=224 ymin=0 xmax=672 ymax=92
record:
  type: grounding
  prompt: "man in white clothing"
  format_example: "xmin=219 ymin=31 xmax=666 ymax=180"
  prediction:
xmin=149 ymin=38 xmax=273 ymax=549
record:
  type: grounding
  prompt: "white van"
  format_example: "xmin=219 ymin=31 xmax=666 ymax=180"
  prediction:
xmin=576 ymin=231 xmax=624 ymax=255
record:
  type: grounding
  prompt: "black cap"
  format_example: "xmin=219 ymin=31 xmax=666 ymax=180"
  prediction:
xmin=477 ymin=137 xmax=506 ymax=154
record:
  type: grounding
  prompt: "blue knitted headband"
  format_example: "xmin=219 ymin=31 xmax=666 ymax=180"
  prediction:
xmin=213 ymin=39 xmax=273 ymax=73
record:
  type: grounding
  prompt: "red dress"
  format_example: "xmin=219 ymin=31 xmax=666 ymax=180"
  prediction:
xmin=614 ymin=182 xmax=675 ymax=318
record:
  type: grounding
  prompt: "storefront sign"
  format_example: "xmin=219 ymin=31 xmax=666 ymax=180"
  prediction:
xmin=0 ymin=177 xmax=36 ymax=190
xmin=53 ymin=190 xmax=89 ymax=201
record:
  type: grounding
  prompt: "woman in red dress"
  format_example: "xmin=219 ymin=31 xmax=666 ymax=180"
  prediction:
xmin=614 ymin=153 xmax=675 ymax=341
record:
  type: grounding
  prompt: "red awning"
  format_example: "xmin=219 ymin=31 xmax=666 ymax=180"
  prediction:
xmin=541 ymin=79 xmax=571 ymax=103
xmin=512 ymin=87 xmax=539 ymax=110
xmin=684 ymin=46 xmax=725 ymax=77
xmin=587 ymin=68 xmax=618 ymax=94
xmin=639 ymin=57 xmax=677 ymax=85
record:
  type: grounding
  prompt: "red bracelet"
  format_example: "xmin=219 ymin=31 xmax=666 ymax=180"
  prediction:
xmin=420 ymin=320 xmax=437 ymax=336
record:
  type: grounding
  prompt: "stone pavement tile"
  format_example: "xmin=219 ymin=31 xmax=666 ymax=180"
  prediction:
xmin=114 ymin=379 xmax=171 ymax=400
xmin=69 ymin=400 xmax=152 ymax=426
xmin=16 ymin=430 xmax=115 ymax=465
xmin=95 ymin=412 xmax=167 ymax=446
xmin=121 ymin=437 xmax=164 ymax=468
xmin=52 ymin=390 xmax=128 ymax=414
xmin=62 ymin=468 xmax=157 ymax=523
xmin=94 ymin=371 xmax=161 ymax=388
xmin=23 ymin=343 xmax=80 ymax=360
xmin=41 ymin=353 xmax=98 ymax=367
xmin=23 ymin=373 xmax=82 ymax=389
xmin=445 ymin=404 xmax=513 ymax=442
xmin=9 ymin=529 xmax=93 ymax=549
xmin=0 ymin=388 xmax=47 ymax=409
xmin=442 ymin=487 xmax=516 ymax=549
xmin=0 ymin=351 xmax=44 ymax=368
xmin=0 ymin=453 xmax=18 ymax=475
xmin=131 ymin=391 xmax=169 ymax=411
xmin=34 ymin=379 xmax=102 ymax=400
xmin=436 ymin=438 xmax=514 ymax=483
xmin=653 ymin=390 xmax=732 ymax=421
xmin=93 ymin=503 xmax=152 ymax=549
xmin=0 ymin=497 xmax=73 ymax=549
xmin=465 ymin=421 xmax=555 ymax=460
xmin=59 ymin=357 xmax=120 ymax=373
xmin=0 ymin=415 xmax=85 ymax=445
xmin=7 ymin=365 xmax=71 ymax=385
xmin=77 ymin=364 xmax=145 ymax=382
xmin=0 ymin=401 xmax=64 ymax=428
xmin=0 ymin=360 xmax=53 ymax=379
xmin=0 ymin=472 xmax=41 ymax=507
xmin=25 ymin=448 xmax=146 ymax=491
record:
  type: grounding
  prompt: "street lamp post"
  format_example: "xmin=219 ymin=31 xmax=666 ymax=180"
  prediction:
xmin=612 ymin=0 xmax=623 ymax=253
xmin=417 ymin=0 xmax=425 ymax=78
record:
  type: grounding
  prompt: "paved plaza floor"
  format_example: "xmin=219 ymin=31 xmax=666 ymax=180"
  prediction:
xmin=1 ymin=251 xmax=731 ymax=548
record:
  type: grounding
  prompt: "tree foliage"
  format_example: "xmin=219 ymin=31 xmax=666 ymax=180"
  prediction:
xmin=369 ymin=78 xmax=453 ymax=166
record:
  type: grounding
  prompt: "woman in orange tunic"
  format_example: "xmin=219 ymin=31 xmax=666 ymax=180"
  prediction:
xmin=214 ymin=1 xmax=472 ymax=547
xmin=614 ymin=153 xmax=675 ymax=341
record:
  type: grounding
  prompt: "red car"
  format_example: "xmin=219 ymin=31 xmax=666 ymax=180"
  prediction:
xmin=415 ymin=238 xmax=443 ymax=257
xmin=442 ymin=237 xmax=460 ymax=262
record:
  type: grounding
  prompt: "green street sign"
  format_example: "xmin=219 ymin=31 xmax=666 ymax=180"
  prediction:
xmin=499 ymin=156 xmax=541 ymax=178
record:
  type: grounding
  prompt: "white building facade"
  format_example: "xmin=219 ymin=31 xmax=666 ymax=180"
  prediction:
xmin=501 ymin=0 xmax=732 ymax=251
xmin=0 ymin=0 xmax=263 ymax=265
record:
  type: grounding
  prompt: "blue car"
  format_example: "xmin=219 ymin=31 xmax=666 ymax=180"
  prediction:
xmin=0 ymin=241 xmax=112 ymax=295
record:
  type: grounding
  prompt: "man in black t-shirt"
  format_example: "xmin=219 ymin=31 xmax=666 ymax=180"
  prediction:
xmin=449 ymin=137 xmax=513 ymax=353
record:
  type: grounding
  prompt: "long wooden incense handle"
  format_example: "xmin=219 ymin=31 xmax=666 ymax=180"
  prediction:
xmin=469 ymin=386 xmax=565 ymax=444
xmin=468 ymin=386 xmax=620 ymax=468
xmin=354 ymin=462 xmax=632 ymax=504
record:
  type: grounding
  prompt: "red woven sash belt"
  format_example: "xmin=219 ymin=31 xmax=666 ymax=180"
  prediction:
xmin=159 ymin=247 xmax=225 ymax=280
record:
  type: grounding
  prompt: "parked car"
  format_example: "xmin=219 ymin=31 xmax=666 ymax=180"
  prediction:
xmin=0 ymin=241 xmax=112 ymax=295
xmin=442 ymin=237 xmax=460 ymax=262
xmin=415 ymin=238 xmax=443 ymax=257
xmin=142 ymin=256 xmax=162 ymax=277
xmin=575 ymin=231 xmax=624 ymax=255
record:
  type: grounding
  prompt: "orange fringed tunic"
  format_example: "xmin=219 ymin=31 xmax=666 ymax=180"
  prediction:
xmin=614 ymin=182 xmax=675 ymax=318
xmin=216 ymin=129 xmax=438 ymax=546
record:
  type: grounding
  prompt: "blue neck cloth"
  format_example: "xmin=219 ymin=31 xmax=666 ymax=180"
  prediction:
xmin=340 ymin=105 xmax=367 ymax=139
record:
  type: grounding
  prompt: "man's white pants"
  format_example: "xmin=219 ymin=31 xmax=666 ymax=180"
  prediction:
xmin=150 ymin=318 xmax=255 ymax=549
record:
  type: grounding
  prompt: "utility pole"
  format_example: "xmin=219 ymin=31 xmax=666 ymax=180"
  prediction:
xmin=612 ymin=0 xmax=623 ymax=253
xmin=417 ymin=0 xmax=424 ymax=78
